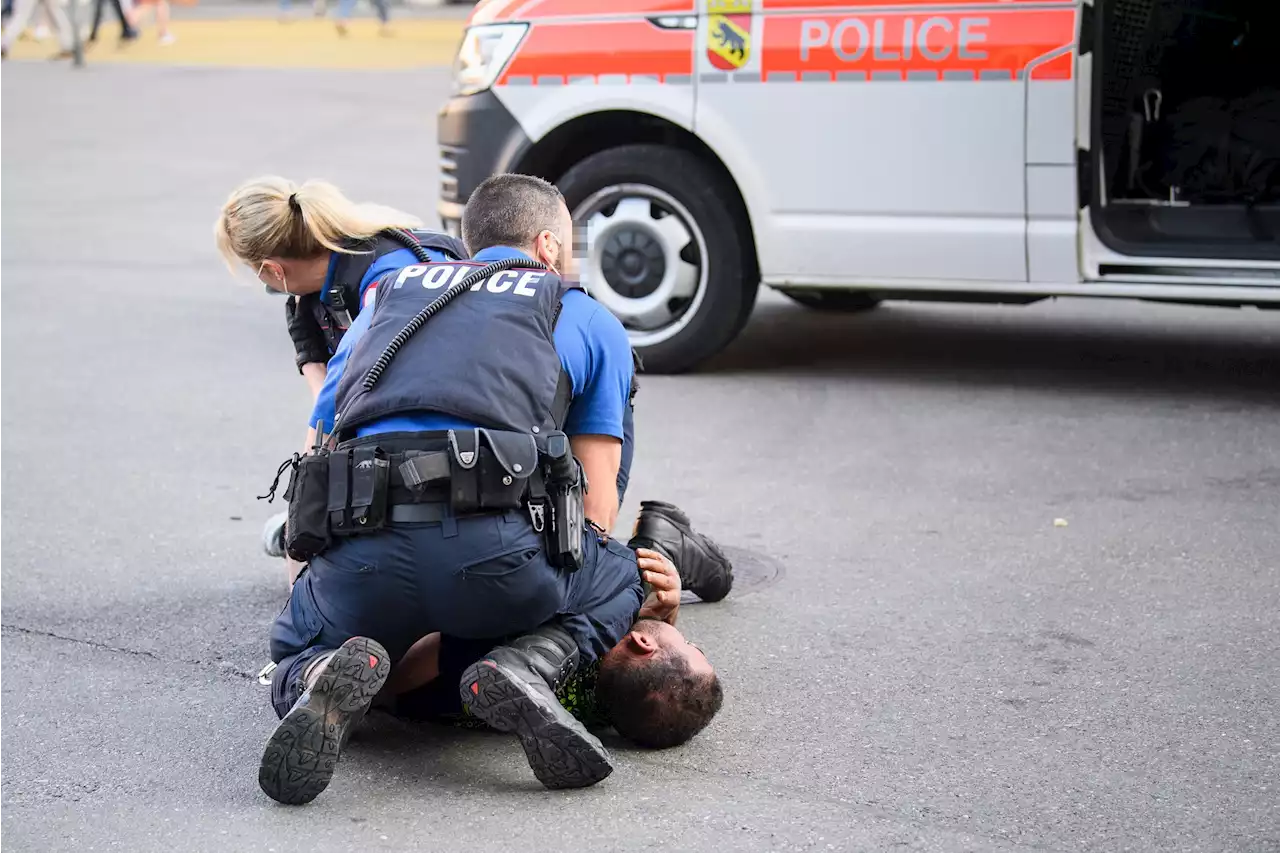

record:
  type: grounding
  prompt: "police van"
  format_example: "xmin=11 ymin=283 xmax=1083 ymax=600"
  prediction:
xmin=437 ymin=0 xmax=1279 ymax=373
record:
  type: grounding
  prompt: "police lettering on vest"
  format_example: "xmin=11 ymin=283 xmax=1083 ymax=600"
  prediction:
xmin=333 ymin=260 xmax=578 ymax=437
xmin=389 ymin=263 xmax=547 ymax=297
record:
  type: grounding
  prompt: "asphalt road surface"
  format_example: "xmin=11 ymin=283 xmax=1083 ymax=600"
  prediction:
xmin=3 ymin=61 xmax=1279 ymax=853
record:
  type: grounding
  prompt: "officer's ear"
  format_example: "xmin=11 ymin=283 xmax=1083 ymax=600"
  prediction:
xmin=256 ymin=258 xmax=283 ymax=285
xmin=535 ymin=229 xmax=560 ymax=268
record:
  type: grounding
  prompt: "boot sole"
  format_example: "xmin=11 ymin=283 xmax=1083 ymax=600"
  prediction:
xmin=258 ymin=637 xmax=390 ymax=805
xmin=460 ymin=659 xmax=613 ymax=790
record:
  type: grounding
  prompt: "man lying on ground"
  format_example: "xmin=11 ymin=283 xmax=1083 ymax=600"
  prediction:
xmin=264 ymin=500 xmax=731 ymax=798
xmin=379 ymin=520 xmax=724 ymax=749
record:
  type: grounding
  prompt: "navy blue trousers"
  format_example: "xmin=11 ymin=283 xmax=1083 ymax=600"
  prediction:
xmin=269 ymin=509 xmax=642 ymax=717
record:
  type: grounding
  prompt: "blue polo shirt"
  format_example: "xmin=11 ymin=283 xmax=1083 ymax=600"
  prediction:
xmin=309 ymin=247 xmax=635 ymax=493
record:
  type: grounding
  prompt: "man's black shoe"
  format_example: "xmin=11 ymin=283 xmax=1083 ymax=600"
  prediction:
xmin=460 ymin=625 xmax=613 ymax=790
xmin=629 ymin=500 xmax=734 ymax=602
xmin=258 ymin=636 xmax=390 ymax=805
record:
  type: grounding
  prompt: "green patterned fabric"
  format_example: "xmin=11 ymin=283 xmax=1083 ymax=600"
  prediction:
xmin=435 ymin=661 xmax=608 ymax=730
xmin=551 ymin=660 xmax=607 ymax=727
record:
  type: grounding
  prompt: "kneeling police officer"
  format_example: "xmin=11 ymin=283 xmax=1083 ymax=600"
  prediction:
xmin=214 ymin=176 xmax=467 ymax=562
xmin=260 ymin=174 xmax=648 ymax=803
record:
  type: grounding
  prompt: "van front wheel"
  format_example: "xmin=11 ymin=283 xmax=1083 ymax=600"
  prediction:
xmin=557 ymin=144 xmax=756 ymax=375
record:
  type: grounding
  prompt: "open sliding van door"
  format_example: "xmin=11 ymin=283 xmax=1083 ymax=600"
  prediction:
xmin=1081 ymin=0 xmax=1280 ymax=299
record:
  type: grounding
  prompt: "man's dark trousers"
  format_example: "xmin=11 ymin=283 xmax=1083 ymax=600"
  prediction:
xmin=268 ymin=509 xmax=642 ymax=716
xmin=88 ymin=0 xmax=134 ymax=39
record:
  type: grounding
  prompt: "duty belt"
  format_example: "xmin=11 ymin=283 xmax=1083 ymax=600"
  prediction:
xmin=387 ymin=502 xmax=450 ymax=524
xmin=274 ymin=426 xmax=583 ymax=571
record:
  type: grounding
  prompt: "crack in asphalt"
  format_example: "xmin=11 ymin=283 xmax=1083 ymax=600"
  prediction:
xmin=0 ymin=623 xmax=260 ymax=682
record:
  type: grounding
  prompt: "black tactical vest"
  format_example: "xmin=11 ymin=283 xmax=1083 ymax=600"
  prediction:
xmin=333 ymin=260 xmax=578 ymax=436
xmin=311 ymin=230 xmax=468 ymax=355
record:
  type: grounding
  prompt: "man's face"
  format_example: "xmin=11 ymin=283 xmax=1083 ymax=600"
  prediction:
xmin=599 ymin=618 xmax=713 ymax=678
xmin=555 ymin=200 xmax=579 ymax=282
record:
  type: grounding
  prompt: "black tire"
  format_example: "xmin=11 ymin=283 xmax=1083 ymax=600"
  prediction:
xmin=557 ymin=144 xmax=757 ymax=375
xmin=781 ymin=289 xmax=880 ymax=313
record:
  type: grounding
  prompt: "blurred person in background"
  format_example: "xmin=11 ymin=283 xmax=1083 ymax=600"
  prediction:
xmin=31 ymin=6 xmax=50 ymax=39
xmin=86 ymin=0 xmax=136 ymax=45
xmin=0 ymin=0 xmax=73 ymax=58
xmin=126 ymin=0 xmax=182 ymax=45
xmin=332 ymin=0 xmax=388 ymax=37
xmin=276 ymin=0 xmax=327 ymax=23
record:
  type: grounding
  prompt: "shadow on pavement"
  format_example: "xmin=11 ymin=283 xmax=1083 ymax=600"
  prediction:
xmin=351 ymin=713 xmax=615 ymax=795
xmin=707 ymin=298 xmax=1280 ymax=404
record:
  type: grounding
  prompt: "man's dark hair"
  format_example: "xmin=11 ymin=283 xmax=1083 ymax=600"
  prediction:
xmin=596 ymin=652 xmax=724 ymax=749
xmin=461 ymin=173 xmax=565 ymax=256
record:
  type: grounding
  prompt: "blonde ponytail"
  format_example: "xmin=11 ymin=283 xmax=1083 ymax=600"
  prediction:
xmin=214 ymin=176 xmax=423 ymax=271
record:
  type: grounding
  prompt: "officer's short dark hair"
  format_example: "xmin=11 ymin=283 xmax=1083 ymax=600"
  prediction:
xmin=597 ymin=653 xmax=724 ymax=749
xmin=462 ymin=173 xmax=566 ymax=256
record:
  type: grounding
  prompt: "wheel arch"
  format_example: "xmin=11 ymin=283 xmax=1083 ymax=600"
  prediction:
xmin=510 ymin=110 xmax=760 ymax=285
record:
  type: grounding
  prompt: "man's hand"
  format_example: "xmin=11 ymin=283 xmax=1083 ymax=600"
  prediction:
xmin=636 ymin=547 xmax=681 ymax=625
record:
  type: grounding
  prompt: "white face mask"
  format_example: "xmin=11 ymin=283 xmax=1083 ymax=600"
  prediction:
xmin=257 ymin=260 xmax=291 ymax=295
xmin=540 ymin=233 xmax=563 ymax=278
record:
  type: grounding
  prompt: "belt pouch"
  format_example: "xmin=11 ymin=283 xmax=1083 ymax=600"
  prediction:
xmin=349 ymin=446 xmax=389 ymax=531
xmin=476 ymin=429 xmax=538 ymax=510
xmin=283 ymin=452 xmax=332 ymax=561
xmin=447 ymin=429 xmax=482 ymax=514
xmin=327 ymin=448 xmax=353 ymax=536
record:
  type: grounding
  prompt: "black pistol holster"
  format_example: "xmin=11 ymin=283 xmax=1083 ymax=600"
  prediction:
xmin=534 ymin=431 xmax=586 ymax=573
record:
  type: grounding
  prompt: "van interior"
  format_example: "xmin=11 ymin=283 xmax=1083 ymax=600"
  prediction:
xmin=1093 ymin=0 xmax=1280 ymax=261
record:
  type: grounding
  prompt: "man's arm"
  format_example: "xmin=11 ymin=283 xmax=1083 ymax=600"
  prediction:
xmin=560 ymin=300 xmax=634 ymax=534
xmin=571 ymin=434 xmax=622 ymax=532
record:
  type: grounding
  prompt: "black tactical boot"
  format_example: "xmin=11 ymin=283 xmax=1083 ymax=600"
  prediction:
xmin=459 ymin=625 xmax=613 ymax=790
xmin=629 ymin=500 xmax=734 ymax=602
xmin=258 ymin=636 xmax=390 ymax=805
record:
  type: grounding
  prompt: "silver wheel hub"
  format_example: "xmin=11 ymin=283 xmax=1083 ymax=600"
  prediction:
xmin=573 ymin=184 xmax=708 ymax=347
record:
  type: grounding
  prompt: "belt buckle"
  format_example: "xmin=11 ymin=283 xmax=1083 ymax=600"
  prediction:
xmin=528 ymin=502 xmax=546 ymax=533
